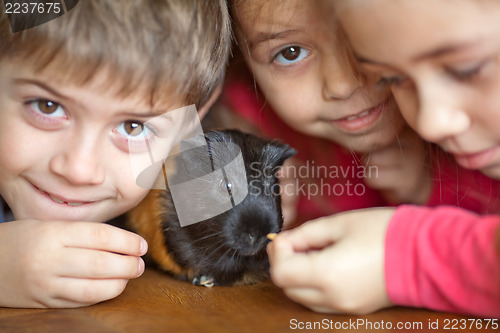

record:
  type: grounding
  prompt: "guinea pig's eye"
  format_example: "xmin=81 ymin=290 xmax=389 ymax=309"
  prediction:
xmin=219 ymin=179 xmax=233 ymax=195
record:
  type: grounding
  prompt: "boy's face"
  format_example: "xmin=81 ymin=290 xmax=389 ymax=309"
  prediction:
xmin=234 ymin=0 xmax=404 ymax=153
xmin=0 ymin=60 xmax=186 ymax=221
xmin=336 ymin=0 xmax=500 ymax=179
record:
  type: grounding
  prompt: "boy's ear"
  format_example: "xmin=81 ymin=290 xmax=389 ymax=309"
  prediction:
xmin=198 ymin=81 xmax=223 ymax=119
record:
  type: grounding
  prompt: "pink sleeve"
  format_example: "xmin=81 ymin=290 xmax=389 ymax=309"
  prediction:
xmin=386 ymin=205 xmax=500 ymax=318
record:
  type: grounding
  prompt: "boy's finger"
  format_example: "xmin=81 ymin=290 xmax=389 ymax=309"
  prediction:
xmin=54 ymin=247 xmax=144 ymax=279
xmin=60 ymin=222 xmax=147 ymax=256
xmin=54 ymin=277 xmax=129 ymax=306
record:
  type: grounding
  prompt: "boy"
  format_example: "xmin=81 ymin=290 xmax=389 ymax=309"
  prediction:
xmin=0 ymin=0 xmax=230 ymax=308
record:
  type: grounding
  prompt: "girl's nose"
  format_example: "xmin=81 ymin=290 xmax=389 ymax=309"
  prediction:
xmin=416 ymin=86 xmax=470 ymax=143
xmin=322 ymin=58 xmax=362 ymax=100
xmin=49 ymin=136 xmax=106 ymax=186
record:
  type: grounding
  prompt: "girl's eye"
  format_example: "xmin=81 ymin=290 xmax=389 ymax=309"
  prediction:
xmin=30 ymin=99 xmax=65 ymax=117
xmin=377 ymin=75 xmax=409 ymax=88
xmin=446 ymin=62 xmax=486 ymax=81
xmin=274 ymin=46 xmax=310 ymax=66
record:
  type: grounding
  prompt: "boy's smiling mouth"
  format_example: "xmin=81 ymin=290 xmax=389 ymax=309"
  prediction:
xmin=48 ymin=193 xmax=84 ymax=206
xmin=32 ymin=184 xmax=94 ymax=207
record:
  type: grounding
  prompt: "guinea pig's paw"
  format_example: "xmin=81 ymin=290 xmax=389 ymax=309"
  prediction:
xmin=192 ymin=275 xmax=215 ymax=288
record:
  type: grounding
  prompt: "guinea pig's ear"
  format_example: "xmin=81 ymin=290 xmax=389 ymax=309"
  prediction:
xmin=266 ymin=141 xmax=297 ymax=169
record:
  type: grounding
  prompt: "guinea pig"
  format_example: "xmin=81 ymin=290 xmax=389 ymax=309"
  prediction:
xmin=126 ymin=129 xmax=296 ymax=286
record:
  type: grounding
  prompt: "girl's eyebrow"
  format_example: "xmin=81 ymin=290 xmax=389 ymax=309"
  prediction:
xmin=356 ymin=40 xmax=486 ymax=66
xmin=355 ymin=54 xmax=379 ymax=65
xmin=354 ymin=53 xmax=395 ymax=70
xmin=249 ymin=29 xmax=299 ymax=51
xmin=411 ymin=41 xmax=485 ymax=62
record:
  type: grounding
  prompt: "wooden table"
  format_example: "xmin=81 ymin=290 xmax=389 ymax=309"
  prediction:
xmin=0 ymin=268 xmax=496 ymax=333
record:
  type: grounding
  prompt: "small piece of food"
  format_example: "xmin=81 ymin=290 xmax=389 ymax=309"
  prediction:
xmin=267 ymin=233 xmax=277 ymax=241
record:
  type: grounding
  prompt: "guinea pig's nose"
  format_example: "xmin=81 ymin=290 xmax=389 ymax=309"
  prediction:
xmin=248 ymin=233 xmax=256 ymax=245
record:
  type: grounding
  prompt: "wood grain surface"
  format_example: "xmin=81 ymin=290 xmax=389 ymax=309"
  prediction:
xmin=0 ymin=268 xmax=496 ymax=333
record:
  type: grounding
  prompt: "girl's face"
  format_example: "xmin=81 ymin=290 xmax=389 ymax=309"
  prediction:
xmin=336 ymin=0 xmax=500 ymax=178
xmin=0 ymin=61 xmax=186 ymax=221
xmin=232 ymin=0 xmax=404 ymax=153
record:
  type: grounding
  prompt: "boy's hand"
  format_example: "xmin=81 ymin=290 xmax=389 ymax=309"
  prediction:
xmin=0 ymin=220 xmax=147 ymax=308
xmin=267 ymin=208 xmax=394 ymax=314
xmin=362 ymin=127 xmax=431 ymax=205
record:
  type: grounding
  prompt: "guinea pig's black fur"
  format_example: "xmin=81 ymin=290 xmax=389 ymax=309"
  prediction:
xmin=127 ymin=129 xmax=296 ymax=286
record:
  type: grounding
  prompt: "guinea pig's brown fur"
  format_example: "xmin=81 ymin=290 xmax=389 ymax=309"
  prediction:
xmin=127 ymin=129 xmax=296 ymax=286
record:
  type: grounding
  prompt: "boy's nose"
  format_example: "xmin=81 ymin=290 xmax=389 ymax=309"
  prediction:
xmin=415 ymin=86 xmax=470 ymax=143
xmin=49 ymin=138 xmax=106 ymax=186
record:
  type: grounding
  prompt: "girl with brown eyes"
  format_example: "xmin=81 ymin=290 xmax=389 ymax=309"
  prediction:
xmin=223 ymin=0 xmax=440 ymax=230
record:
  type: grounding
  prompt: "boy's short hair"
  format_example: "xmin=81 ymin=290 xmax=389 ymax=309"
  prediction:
xmin=0 ymin=0 xmax=231 ymax=108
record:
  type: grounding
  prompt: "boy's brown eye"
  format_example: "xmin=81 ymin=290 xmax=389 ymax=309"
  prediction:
xmin=281 ymin=46 xmax=300 ymax=61
xmin=37 ymin=100 xmax=60 ymax=114
xmin=123 ymin=121 xmax=145 ymax=136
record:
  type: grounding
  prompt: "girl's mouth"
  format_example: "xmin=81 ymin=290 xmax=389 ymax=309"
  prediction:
xmin=330 ymin=99 xmax=387 ymax=132
xmin=452 ymin=145 xmax=500 ymax=170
